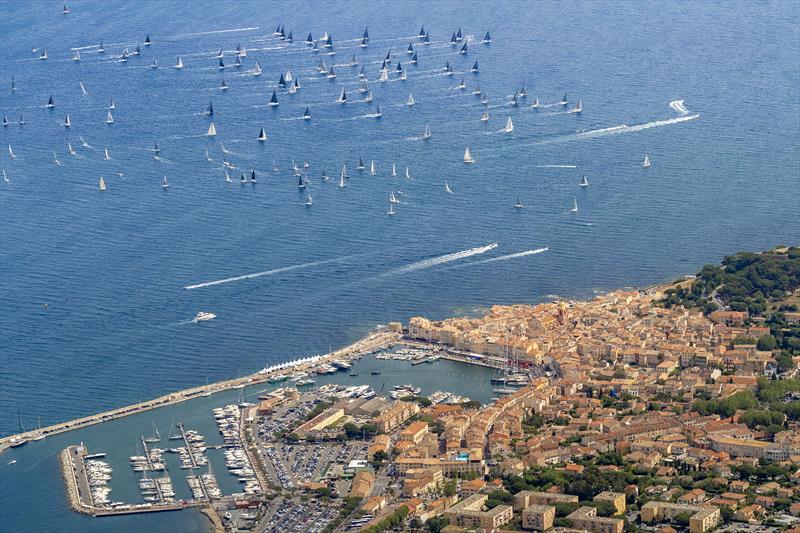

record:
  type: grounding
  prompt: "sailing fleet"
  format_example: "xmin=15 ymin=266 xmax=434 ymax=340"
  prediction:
xmin=0 ymin=17 xmax=653 ymax=216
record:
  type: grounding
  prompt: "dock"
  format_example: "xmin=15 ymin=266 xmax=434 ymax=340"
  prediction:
xmin=60 ymin=444 xmax=198 ymax=517
xmin=1 ymin=330 xmax=399 ymax=454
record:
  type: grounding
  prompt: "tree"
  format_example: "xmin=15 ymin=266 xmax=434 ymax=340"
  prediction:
xmin=426 ymin=516 xmax=449 ymax=533
xmin=757 ymin=334 xmax=778 ymax=351
xmin=442 ymin=480 xmax=456 ymax=497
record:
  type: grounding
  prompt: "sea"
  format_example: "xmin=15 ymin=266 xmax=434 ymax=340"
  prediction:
xmin=0 ymin=0 xmax=798 ymax=530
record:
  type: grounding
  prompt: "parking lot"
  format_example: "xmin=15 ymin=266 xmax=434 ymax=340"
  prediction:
xmin=258 ymin=496 xmax=341 ymax=533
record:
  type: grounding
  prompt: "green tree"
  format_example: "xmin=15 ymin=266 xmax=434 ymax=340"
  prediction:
xmin=757 ymin=334 xmax=778 ymax=351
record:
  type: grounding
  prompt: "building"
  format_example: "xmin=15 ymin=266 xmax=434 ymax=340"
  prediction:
xmin=513 ymin=490 xmax=578 ymax=511
xmin=292 ymin=405 xmax=345 ymax=439
xmin=400 ymin=421 xmax=429 ymax=444
xmin=444 ymin=494 xmax=513 ymax=530
xmin=593 ymin=491 xmax=626 ymax=515
xmin=522 ymin=504 xmax=555 ymax=531
xmin=349 ymin=470 xmax=375 ymax=499
xmin=374 ymin=401 xmax=420 ymax=433
xmin=641 ymin=502 xmax=721 ymax=533
xmin=395 ymin=451 xmax=486 ymax=478
xmin=402 ymin=467 xmax=443 ymax=497
xmin=566 ymin=506 xmax=624 ymax=533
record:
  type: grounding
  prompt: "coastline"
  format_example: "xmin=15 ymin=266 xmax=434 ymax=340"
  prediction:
xmin=0 ymin=329 xmax=400 ymax=454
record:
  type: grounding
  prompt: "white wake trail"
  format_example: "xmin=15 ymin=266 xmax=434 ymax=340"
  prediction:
xmin=184 ymin=256 xmax=351 ymax=289
xmin=445 ymin=247 xmax=549 ymax=270
xmin=384 ymin=243 xmax=499 ymax=276
xmin=669 ymin=99 xmax=689 ymax=115
xmin=170 ymin=27 xmax=260 ymax=39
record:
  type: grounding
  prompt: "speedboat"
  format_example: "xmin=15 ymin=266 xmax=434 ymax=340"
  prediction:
xmin=194 ymin=312 xmax=216 ymax=322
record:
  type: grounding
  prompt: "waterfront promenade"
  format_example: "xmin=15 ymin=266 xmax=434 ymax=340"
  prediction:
xmin=1 ymin=330 xmax=400 ymax=454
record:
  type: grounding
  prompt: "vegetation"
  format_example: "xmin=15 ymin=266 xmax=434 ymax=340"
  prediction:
xmin=361 ymin=505 xmax=409 ymax=533
xmin=322 ymin=497 xmax=362 ymax=533
xmin=660 ymin=248 xmax=800 ymax=353
xmin=425 ymin=516 xmax=450 ymax=533
xmin=691 ymin=390 xmax=758 ymax=417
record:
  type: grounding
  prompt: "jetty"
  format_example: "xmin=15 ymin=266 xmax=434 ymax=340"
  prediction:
xmin=1 ymin=330 xmax=399 ymax=454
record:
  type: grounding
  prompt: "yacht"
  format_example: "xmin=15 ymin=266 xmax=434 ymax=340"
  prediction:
xmin=643 ymin=155 xmax=651 ymax=168
xmin=570 ymin=199 xmax=578 ymax=213
xmin=463 ymin=147 xmax=475 ymax=163
xmin=579 ymin=176 xmax=589 ymax=187
xmin=194 ymin=312 xmax=216 ymax=322
xmin=162 ymin=176 xmax=170 ymax=190
xmin=514 ymin=197 xmax=525 ymax=209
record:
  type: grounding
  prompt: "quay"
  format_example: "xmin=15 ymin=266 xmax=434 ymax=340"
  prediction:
xmin=60 ymin=444 xmax=198 ymax=517
xmin=1 ymin=330 xmax=400 ymax=454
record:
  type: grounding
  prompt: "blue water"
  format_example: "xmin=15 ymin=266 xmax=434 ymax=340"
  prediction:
xmin=0 ymin=1 xmax=798 ymax=529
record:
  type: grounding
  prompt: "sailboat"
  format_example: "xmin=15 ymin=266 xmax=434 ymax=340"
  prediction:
xmin=99 ymin=177 xmax=106 ymax=191
xmin=306 ymin=33 xmax=314 ymax=45
xmin=407 ymin=41 xmax=414 ymax=54
xmin=643 ymin=155 xmax=651 ymax=168
xmin=443 ymin=60 xmax=453 ymax=74
xmin=150 ymin=58 xmax=158 ymax=69
xmin=103 ymin=147 xmax=111 ymax=160
xmin=423 ymin=32 xmax=431 ymax=45
xmin=519 ymin=85 xmax=527 ymax=98
xmin=358 ymin=66 xmax=367 ymax=79
xmin=463 ymin=147 xmax=475 ymax=163
xmin=80 ymin=136 xmax=90 ymax=148
xmin=399 ymin=69 xmax=407 ymax=81
xmin=387 ymin=202 xmax=396 ymax=216
xmin=369 ymin=160 xmax=376 ymax=175
xmin=285 ymin=70 xmax=293 ymax=82
xmin=174 ymin=57 xmax=184 ymax=69
xmin=579 ymin=176 xmax=589 ymax=187
xmin=407 ymin=94 xmax=415 ymax=106
xmin=72 ymin=49 xmax=80 ymax=61
xmin=514 ymin=197 xmax=525 ymax=209
xmin=218 ymin=58 xmax=225 ymax=69
xmin=481 ymin=110 xmax=490 ymax=122
xmin=120 ymin=48 xmax=129 ymax=63
xmin=405 ymin=167 xmax=411 ymax=179
xmin=302 ymin=107 xmax=311 ymax=120
xmin=483 ymin=31 xmax=492 ymax=44
xmin=422 ymin=124 xmax=432 ymax=140
xmin=240 ymin=171 xmax=247 ymax=183
xmin=252 ymin=60 xmax=262 ymax=76
xmin=205 ymin=101 xmax=213 ymax=116
xmin=144 ymin=34 xmax=151 ymax=46
xmin=250 ymin=169 xmax=257 ymax=183
xmin=2 ymin=116 xmax=7 ymax=127
xmin=327 ymin=66 xmax=337 ymax=79
xmin=286 ymin=31 xmax=293 ymax=43
xmin=570 ymin=199 xmax=578 ymax=212
xmin=418 ymin=26 xmax=426 ymax=39
xmin=410 ymin=51 xmax=418 ymax=65
xmin=374 ymin=104 xmax=383 ymax=117
xmin=233 ymin=55 xmax=242 ymax=67
xmin=297 ymin=173 xmax=306 ymax=189
xmin=391 ymin=163 xmax=397 ymax=177
xmin=206 ymin=122 xmax=217 ymax=136
xmin=338 ymin=167 xmax=347 ymax=188
xmin=304 ymin=192 xmax=312 ymax=206
xmin=445 ymin=182 xmax=453 ymax=194
xmin=258 ymin=127 xmax=267 ymax=142
xmin=63 ymin=114 xmax=71 ymax=128
xmin=80 ymin=82 xmax=88 ymax=95
xmin=293 ymin=78 xmax=301 ymax=90
xmin=68 ymin=143 xmax=76 ymax=155
xmin=337 ymin=87 xmax=347 ymax=104
xmin=224 ymin=170 xmax=232 ymax=183
xmin=460 ymin=41 xmax=468 ymax=54
xmin=511 ymin=93 xmax=519 ymax=107
xmin=8 ymin=145 xmax=16 ymax=159
xmin=471 ymin=61 xmax=479 ymax=72
xmin=268 ymin=90 xmax=279 ymax=107
xmin=364 ymin=90 xmax=373 ymax=103
xmin=504 ymin=117 xmax=514 ymax=133
xmin=278 ymin=72 xmax=287 ymax=88
xmin=205 ymin=149 xmax=213 ymax=162
xmin=473 ymin=85 xmax=482 ymax=96
xmin=11 ymin=77 xmax=16 ymax=92
xmin=17 ymin=113 xmax=24 ymax=125
xmin=379 ymin=68 xmax=388 ymax=82
xmin=572 ymin=99 xmax=582 ymax=113
xmin=560 ymin=93 xmax=568 ymax=106
xmin=63 ymin=3 xmax=69 ymax=13
xmin=531 ymin=98 xmax=540 ymax=109
xmin=153 ymin=141 xmax=160 ymax=159
xmin=40 ymin=50 xmax=48 ymax=60
xmin=106 ymin=111 xmax=114 ymax=124
xmin=98 ymin=41 xmax=105 ymax=53
xmin=357 ymin=157 xmax=365 ymax=171
xmin=52 ymin=151 xmax=61 ymax=165
xmin=220 ymin=79 xmax=228 ymax=91
xmin=145 ymin=422 xmax=161 ymax=443
xmin=458 ymin=78 xmax=466 ymax=89
xmin=109 ymin=99 xmax=116 ymax=110
xmin=2 ymin=169 xmax=8 ymax=182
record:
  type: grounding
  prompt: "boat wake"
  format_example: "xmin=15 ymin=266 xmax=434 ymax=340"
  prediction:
xmin=669 ymin=99 xmax=690 ymax=115
xmin=184 ymin=255 xmax=354 ymax=289
xmin=539 ymin=113 xmax=699 ymax=144
xmin=443 ymin=247 xmax=549 ymax=270
xmin=383 ymin=243 xmax=499 ymax=276
xmin=170 ymin=27 xmax=260 ymax=39
xmin=534 ymin=164 xmax=577 ymax=168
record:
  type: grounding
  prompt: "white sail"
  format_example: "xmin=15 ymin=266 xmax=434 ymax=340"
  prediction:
xmin=389 ymin=191 xmax=399 ymax=204
xmin=8 ymin=145 xmax=15 ymax=158
xmin=225 ymin=170 xmax=232 ymax=182
xmin=407 ymin=94 xmax=414 ymax=106
xmin=643 ymin=155 xmax=651 ymax=168
xmin=580 ymin=176 xmax=589 ymax=187
xmin=422 ymin=124 xmax=431 ymax=139
xmin=337 ymin=87 xmax=347 ymax=103
xmin=370 ymin=160 xmax=376 ymax=175
xmin=53 ymin=150 xmax=61 ymax=165
xmin=445 ymin=182 xmax=452 ymax=194
xmin=68 ymin=143 xmax=76 ymax=155
xmin=80 ymin=82 xmax=88 ymax=95
xmin=504 ymin=117 xmax=513 ymax=133
xmin=174 ymin=57 xmax=184 ymax=69
xmin=99 ymin=177 xmax=106 ymax=191
xmin=531 ymin=98 xmax=540 ymax=109
xmin=106 ymin=111 xmax=114 ymax=124
xmin=570 ymin=199 xmax=578 ymax=212
xmin=64 ymin=114 xmax=71 ymax=128
xmin=481 ymin=111 xmax=490 ymax=122
xmin=391 ymin=163 xmax=397 ymax=177
xmin=73 ymin=50 xmax=80 ymax=61
xmin=379 ymin=69 xmax=388 ymax=82
xmin=103 ymin=147 xmax=111 ymax=160
xmin=162 ymin=176 xmax=170 ymax=189
xmin=463 ymin=147 xmax=475 ymax=163
xmin=387 ymin=202 xmax=395 ymax=216
xmin=207 ymin=122 xmax=217 ymax=137
xmin=572 ymin=99 xmax=582 ymax=113
xmin=339 ymin=167 xmax=346 ymax=188
xmin=405 ymin=167 xmax=411 ymax=179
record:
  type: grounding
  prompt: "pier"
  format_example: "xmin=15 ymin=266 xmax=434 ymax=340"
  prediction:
xmin=1 ymin=330 xmax=399 ymax=453
xmin=177 ymin=422 xmax=210 ymax=500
